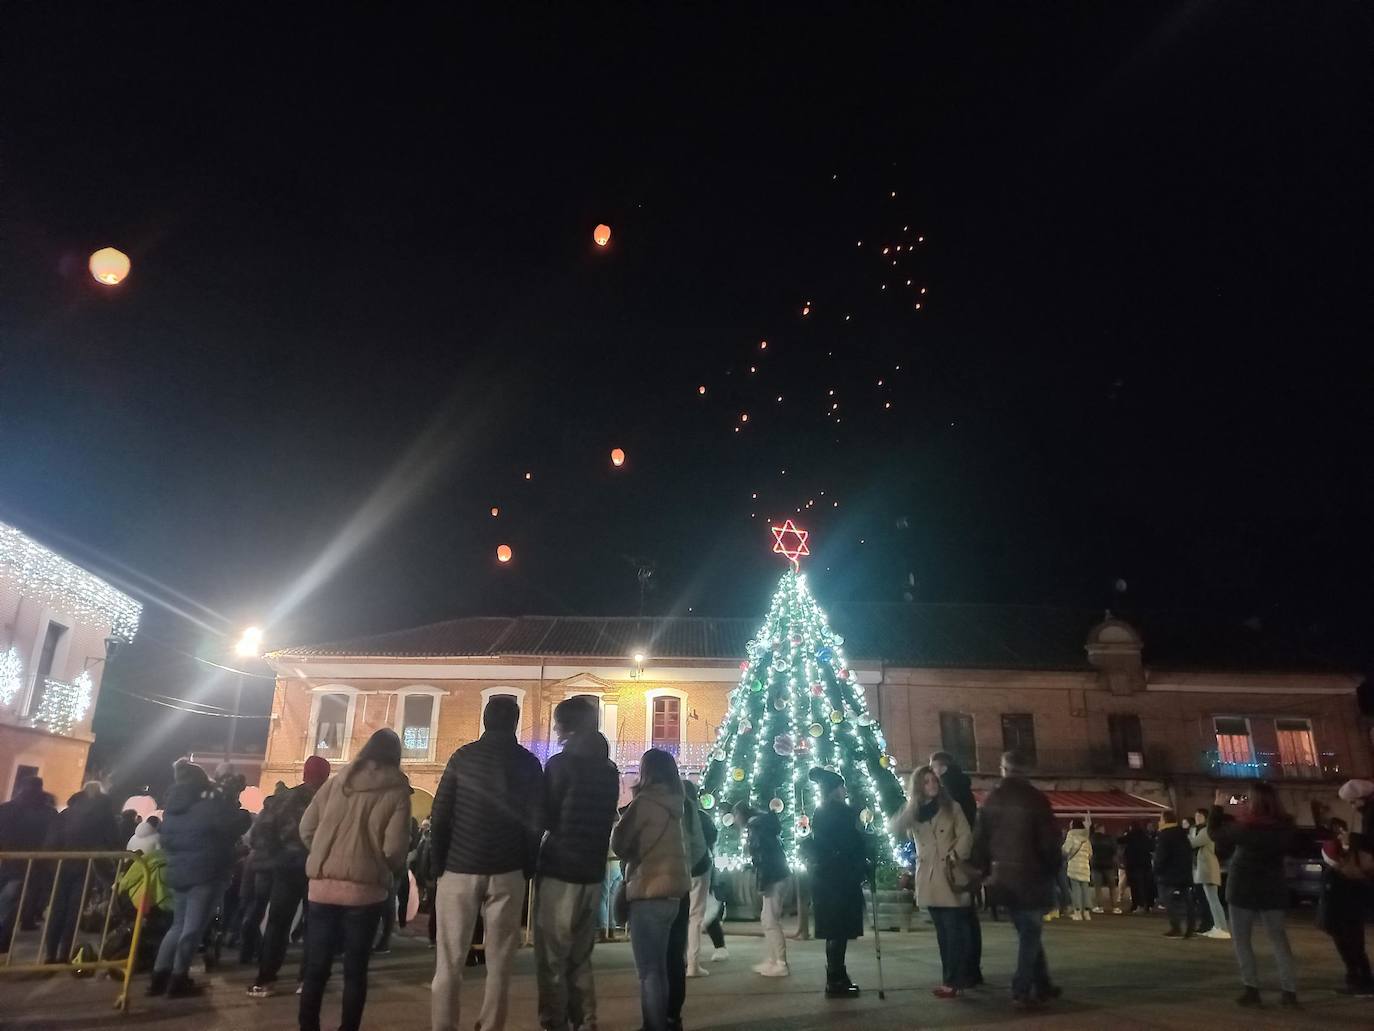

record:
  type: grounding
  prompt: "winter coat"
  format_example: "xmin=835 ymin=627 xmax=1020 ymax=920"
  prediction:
xmin=745 ymin=811 xmax=790 ymax=891
xmin=119 ymin=848 xmax=171 ymax=912
xmin=809 ymin=799 xmax=869 ymax=940
xmin=938 ymin=762 xmax=978 ymax=829
xmin=159 ymin=783 xmax=250 ymax=892
xmin=431 ymin=730 xmax=544 ymax=877
xmin=0 ymin=787 xmax=58 ymax=882
xmin=127 ymin=819 xmax=161 ymax=854
xmin=1188 ymin=824 xmax=1221 ymax=886
xmin=1062 ymin=827 xmax=1093 ymax=883
xmin=1209 ymin=807 xmax=1294 ymax=911
xmin=250 ymin=783 xmax=318 ymax=872
xmin=683 ymin=797 xmax=709 ymax=877
xmin=45 ymin=793 xmax=124 ymax=855
xmin=1119 ymin=826 xmax=1152 ymax=871
xmin=301 ymin=761 xmax=412 ymax=893
xmin=611 ymin=782 xmax=690 ymax=902
xmin=1152 ymin=823 xmax=1192 ymax=887
xmin=970 ymin=775 xmax=1061 ymax=911
xmin=911 ymin=800 xmax=973 ymax=909
xmin=538 ymin=730 xmax=620 ymax=884
xmin=1090 ymin=831 xmax=1118 ymax=873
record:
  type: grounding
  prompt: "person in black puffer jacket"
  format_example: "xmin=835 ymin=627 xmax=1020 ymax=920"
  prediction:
xmin=0 ymin=776 xmax=58 ymax=952
xmin=805 ymin=767 xmax=871 ymax=996
xmin=1209 ymin=783 xmax=1298 ymax=1008
xmin=534 ymin=697 xmax=620 ymax=1031
xmin=148 ymin=761 xmax=251 ymax=998
xmin=1152 ymin=812 xmax=1194 ymax=937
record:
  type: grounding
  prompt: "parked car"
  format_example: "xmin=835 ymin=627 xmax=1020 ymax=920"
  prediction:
xmin=1284 ymin=826 xmax=1332 ymax=905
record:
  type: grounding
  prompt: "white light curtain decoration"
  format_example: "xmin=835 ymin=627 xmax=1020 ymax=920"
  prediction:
xmin=33 ymin=671 xmax=94 ymax=735
xmin=0 ymin=646 xmax=22 ymax=706
xmin=0 ymin=522 xmax=142 ymax=640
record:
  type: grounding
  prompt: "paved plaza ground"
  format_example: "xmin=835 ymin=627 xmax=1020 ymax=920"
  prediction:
xmin=2 ymin=910 xmax=1371 ymax=1031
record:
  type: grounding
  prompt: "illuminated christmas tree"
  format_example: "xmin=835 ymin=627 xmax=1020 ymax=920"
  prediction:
xmin=700 ymin=521 xmax=906 ymax=869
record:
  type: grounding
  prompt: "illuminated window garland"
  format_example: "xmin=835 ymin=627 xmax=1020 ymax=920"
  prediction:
xmin=0 ymin=646 xmax=22 ymax=706
xmin=0 ymin=522 xmax=142 ymax=640
xmin=32 ymin=671 xmax=94 ymax=735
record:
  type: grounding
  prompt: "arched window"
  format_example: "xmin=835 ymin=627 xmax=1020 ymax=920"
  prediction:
xmin=307 ymin=686 xmax=359 ymax=761
xmin=394 ymin=686 xmax=445 ymax=762
xmin=644 ymin=687 xmax=688 ymax=752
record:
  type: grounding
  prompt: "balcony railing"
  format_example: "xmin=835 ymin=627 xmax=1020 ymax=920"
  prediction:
xmin=1202 ymin=749 xmax=1342 ymax=781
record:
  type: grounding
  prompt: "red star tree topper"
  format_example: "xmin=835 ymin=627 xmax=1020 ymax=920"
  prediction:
xmin=771 ymin=519 xmax=810 ymax=569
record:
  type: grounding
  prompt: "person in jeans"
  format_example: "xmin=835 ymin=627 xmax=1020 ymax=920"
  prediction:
xmin=430 ymin=696 xmax=544 ymax=1031
xmin=1208 ymin=783 xmax=1298 ymax=1008
xmin=0 ymin=776 xmax=58 ymax=953
xmin=970 ymin=751 xmax=1062 ymax=1011
xmin=1318 ymin=816 xmax=1374 ymax=996
xmin=733 ymin=799 xmax=789 ymax=978
xmin=298 ymin=729 xmax=411 ymax=1031
xmin=1061 ymin=819 xmax=1093 ymax=921
xmin=896 ymin=765 xmax=975 ymax=998
xmin=246 ymin=754 xmax=330 ymax=996
xmin=1189 ymin=807 xmax=1230 ymax=939
xmin=612 ymin=748 xmax=690 ymax=1031
xmin=534 ymin=698 xmax=620 ymax=1031
xmin=1152 ymin=811 xmax=1194 ymax=938
xmin=148 ymin=762 xmax=249 ymax=997
xmin=806 ymin=767 xmax=868 ymax=997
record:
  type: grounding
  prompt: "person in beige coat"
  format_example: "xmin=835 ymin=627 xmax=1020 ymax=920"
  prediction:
xmin=896 ymin=765 xmax=976 ymax=998
xmin=1189 ymin=807 xmax=1230 ymax=939
xmin=1061 ymin=819 xmax=1094 ymax=919
xmin=611 ymin=748 xmax=690 ymax=1031
xmin=298 ymin=729 xmax=412 ymax=1031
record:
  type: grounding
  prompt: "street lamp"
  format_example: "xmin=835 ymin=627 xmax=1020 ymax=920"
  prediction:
xmin=227 ymin=626 xmax=263 ymax=761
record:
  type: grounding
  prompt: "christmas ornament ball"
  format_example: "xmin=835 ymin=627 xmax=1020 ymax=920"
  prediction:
xmin=768 ymin=798 xmax=784 ymax=813
xmin=808 ymin=722 xmax=824 ymax=738
xmin=731 ymin=767 xmax=745 ymax=782
xmin=699 ymin=792 xmax=715 ymax=810
xmin=829 ymin=710 xmax=843 ymax=724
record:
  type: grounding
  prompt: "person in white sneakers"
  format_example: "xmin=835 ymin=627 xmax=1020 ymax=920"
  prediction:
xmin=1061 ymin=819 xmax=1093 ymax=921
xmin=732 ymin=800 xmax=789 ymax=978
xmin=683 ymin=782 xmax=716 ymax=978
xmin=1189 ymin=807 xmax=1230 ymax=939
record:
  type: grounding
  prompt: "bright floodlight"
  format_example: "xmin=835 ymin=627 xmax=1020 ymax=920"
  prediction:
xmin=236 ymin=626 xmax=264 ymax=658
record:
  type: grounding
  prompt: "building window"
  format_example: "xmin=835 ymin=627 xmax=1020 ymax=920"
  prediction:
xmin=651 ymin=696 xmax=681 ymax=748
xmin=312 ymin=692 xmax=352 ymax=760
xmin=1108 ymin=714 xmax=1144 ymax=769
xmin=27 ymin=621 xmax=68 ymax=716
xmin=1213 ymin=717 xmax=1254 ymax=774
xmin=938 ymin=712 xmax=976 ymax=771
xmin=400 ymin=694 xmax=436 ymax=760
xmin=1000 ymin=714 xmax=1037 ymax=766
xmin=1275 ymin=718 xmax=1319 ymax=778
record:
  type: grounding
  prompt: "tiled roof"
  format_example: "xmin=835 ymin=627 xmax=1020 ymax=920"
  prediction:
xmin=272 ymin=604 xmax=1352 ymax=674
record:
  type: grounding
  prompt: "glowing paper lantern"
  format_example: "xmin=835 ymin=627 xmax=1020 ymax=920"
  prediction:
xmin=89 ymin=247 xmax=130 ymax=286
xmin=698 ymin=385 xmax=706 ymax=395
xmin=490 ymin=507 xmax=500 ymax=517
xmin=496 ymin=544 xmax=513 ymax=563
xmin=593 ymin=224 xmax=611 ymax=247
xmin=610 ymin=447 xmax=626 ymax=467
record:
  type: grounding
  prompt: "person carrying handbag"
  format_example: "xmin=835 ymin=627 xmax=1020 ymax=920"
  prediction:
xmin=895 ymin=765 xmax=976 ymax=998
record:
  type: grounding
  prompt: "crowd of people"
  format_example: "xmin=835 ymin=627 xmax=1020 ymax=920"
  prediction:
xmin=2 ymin=722 xmax=1372 ymax=1027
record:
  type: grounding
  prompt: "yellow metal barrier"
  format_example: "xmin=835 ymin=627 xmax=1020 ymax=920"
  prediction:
xmin=0 ymin=850 xmax=152 ymax=1012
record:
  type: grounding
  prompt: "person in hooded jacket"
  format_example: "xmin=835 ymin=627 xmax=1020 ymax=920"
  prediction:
xmin=1153 ymin=811 xmax=1195 ymax=938
xmin=127 ymin=815 xmax=161 ymax=854
xmin=298 ymin=729 xmax=411 ymax=1031
xmin=43 ymin=781 xmax=122 ymax=967
xmin=147 ymin=762 xmax=250 ymax=997
xmin=534 ymin=697 xmax=620 ymax=1031
xmin=246 ymin=754 xmax=330 ymax=997
xmin=930 ymin=751 xmax=982 ymax=981
xmin=0 ymin=776 xmax=58 ymax=953
xmin=734 ymin=797 xmax=790 ymax=979
xmin=612 ymin=748 xmax=690 ymax=1031
xmin=1061 ymin=819 xmax=1093 ymax=920
xmin=806 ymin=767 xmax=869 ymax=997
xmin=1208 ymin=783 xmax=1298 ymax=1008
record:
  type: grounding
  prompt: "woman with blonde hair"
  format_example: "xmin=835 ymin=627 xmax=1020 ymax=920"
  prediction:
xmin=896 ymin=765 xmax=976 ymax=998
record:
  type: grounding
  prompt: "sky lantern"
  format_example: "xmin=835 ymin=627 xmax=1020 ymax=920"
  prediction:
xmin=593 ymin=224 xmax=611 ymax=247
xmin=698 ymin=385 xmax=706 ymax=395
xmin=496 ymin=544 xmax=513 ymax=563
xmin=88 ymin=247 xmax=130 ymax=286
xmin=490 ymin=506 xmax=499 ymax=517
xmin=610 ymin=447 xmax=626 ymax=467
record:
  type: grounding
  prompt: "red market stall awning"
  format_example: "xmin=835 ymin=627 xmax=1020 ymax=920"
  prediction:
xmin=972 ymin=789 xmax=1168 ymax=818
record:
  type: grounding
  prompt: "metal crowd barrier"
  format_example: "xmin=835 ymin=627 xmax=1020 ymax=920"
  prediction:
xmin=0 ymin=850 xmax=151 ymax=1012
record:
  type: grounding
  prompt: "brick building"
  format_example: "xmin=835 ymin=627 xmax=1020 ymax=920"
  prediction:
xmin=261 ymin=606 xmax=1369 ymax=827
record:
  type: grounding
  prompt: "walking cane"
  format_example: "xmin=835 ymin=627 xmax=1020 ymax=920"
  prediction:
xmin=868 ymin=873 xmax=886 ymax=1000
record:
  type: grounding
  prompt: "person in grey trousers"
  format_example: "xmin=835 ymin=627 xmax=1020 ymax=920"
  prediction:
xmin=535 ymin=698 xmax=621 ymax=1031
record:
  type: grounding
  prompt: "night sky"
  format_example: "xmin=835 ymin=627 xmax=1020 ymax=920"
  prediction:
xmin=2 ymin=5 xmax=1371 ymax=790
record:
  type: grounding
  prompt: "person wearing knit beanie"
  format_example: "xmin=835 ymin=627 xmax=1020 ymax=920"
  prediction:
xmin=303 ymin=755 xmax=332 ymax=789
